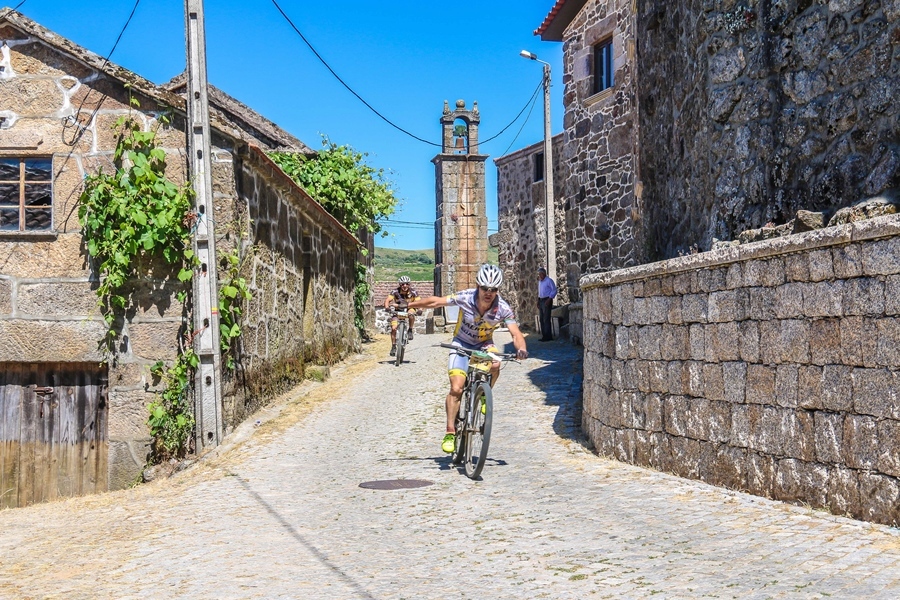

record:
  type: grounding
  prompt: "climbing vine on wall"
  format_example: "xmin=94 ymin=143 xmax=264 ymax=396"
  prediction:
xmin=78 ymin=109 xmax=196 ymax=337
xmin=79 ymin=105 xmax=199 ymax=460
xmin=269 ymin=136 xmax=399 ymax=336
xmin=218 ymin=248 xmax=252 ymax=370
xmin=147 ymin=349 xmax=197 ymax=459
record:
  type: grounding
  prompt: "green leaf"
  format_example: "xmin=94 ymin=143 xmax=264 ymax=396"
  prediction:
xmin=133 ymin=210 xmax=148 ymax=226
xmin=178 ymin=268 xmax=193 ymax=282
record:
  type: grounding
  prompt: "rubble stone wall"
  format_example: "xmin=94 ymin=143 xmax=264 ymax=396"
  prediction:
xmin=558 ymin=0 xmax=643 ymax=283
xmin=581 ymin=214 xmax=900 ymax=526
xmin=370 ymin=280 xmax=435 ymax=334
xmin=637 ymin=0 xmax=900 ymax=261
xmin=494 ymin=134 xmax=567 ymax=323
xmin=552 ymin=0 xmax=899 ymax=280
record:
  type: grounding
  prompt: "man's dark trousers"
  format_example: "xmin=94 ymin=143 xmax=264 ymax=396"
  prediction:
xmin=538 ymin=297 xmax=553 ymax=340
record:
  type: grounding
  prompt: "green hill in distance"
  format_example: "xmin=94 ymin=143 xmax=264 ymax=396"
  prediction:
xmin=374 ymin=246 xmax=498 ymax=281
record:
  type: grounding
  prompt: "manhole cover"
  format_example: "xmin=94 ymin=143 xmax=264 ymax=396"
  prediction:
xmin=359 ymin=479 xmax=434 ymax=490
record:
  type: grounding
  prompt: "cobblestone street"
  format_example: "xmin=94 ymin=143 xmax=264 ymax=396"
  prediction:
xmin=1 ymin=331 xmax=899 ymax=599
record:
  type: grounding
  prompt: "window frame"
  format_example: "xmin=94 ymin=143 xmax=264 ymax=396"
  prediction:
xmin=534 ymin=151 xmax=544 ymax=183
xmin=592 ymin=39 xmax=614 ymax=95
xmin=0 ymin=156 xmax=54 ymax=234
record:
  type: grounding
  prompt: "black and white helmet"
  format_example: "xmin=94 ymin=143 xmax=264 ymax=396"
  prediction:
xmin=475 ymin=264 xmax=503 ymax=288
xmin=398 ymin=275 xmax=411 ymax=284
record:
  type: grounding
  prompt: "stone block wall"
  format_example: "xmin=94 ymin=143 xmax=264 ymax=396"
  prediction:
xmin=433 ymin=155 xmax=489 ymax=296
xmin=494 ymin=134 xmax=567 ymax=321
xmin=581 ymin=214 xmax=900 ymax=525
xmin=0 ymin=29 xmax=196 ymax=489
xmin=230 ymin=148 xmax=360 ymax=422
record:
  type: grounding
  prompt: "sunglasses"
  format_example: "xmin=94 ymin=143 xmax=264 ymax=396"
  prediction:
xmin=479 ymin=286 xmax=499 ymax=293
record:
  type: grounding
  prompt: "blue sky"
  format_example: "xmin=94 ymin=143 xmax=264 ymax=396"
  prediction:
xmin=13 ymin=0 xmax=564 ymax=250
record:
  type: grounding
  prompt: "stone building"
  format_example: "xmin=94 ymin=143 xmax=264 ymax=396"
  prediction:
xmin=527 ymin=0 xmax=898 ymax=284
xmin=493 ymin=134 xmax=565 ymax=327
xmin=0 ymin=10 xmax=360 ymax=507
xmin=524 ymin=0 xmax=900 ymax=524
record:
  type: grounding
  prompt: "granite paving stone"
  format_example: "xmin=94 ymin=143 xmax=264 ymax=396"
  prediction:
xmin=0 ymin=332 xmax=899 ymax=599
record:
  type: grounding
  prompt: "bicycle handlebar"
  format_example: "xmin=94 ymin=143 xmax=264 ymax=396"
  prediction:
xmin=439 ymin=343 xmax=519 ymax=361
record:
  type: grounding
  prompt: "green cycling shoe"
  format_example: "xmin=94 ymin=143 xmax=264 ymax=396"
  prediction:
xmin=441 ymin=433 xmax=456 ymax=453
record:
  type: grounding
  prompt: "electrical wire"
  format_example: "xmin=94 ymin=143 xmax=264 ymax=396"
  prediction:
xmin=0 ymin=0 xmax=29 ymax=21
xmin=269 ymin=0 xmax=440 ymax=147
xmin=501 ymin=82 xmax=541 ymax=155
xmin=385 ymin=218 xmax=498 ymax=226
xmin=268 ymin=0 xmax=544 ymax=150
xmin=478 ymin=78 xmax=543 ymax=147
xmin=61 ymin=0 xmax=143 ymax=148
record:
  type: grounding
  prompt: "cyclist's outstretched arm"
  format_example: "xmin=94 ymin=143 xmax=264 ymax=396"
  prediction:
xmin=408 ymin=295 xmax=449 ymax=310
xmin=507 ymin=322 xmax=529 ymax=359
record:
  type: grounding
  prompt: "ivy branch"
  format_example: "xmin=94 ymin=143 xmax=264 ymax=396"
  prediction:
xmin=79 ymin=107 xmax=199 ymax=460
xmin=78 ymin=110 xmax=197 ymax=342
xmin=147 ymin=348 xmax=198 ymax=460
xmin=219 ymin=248 xmax=252 ymax=370
xmin=269 ymin=136 xmax=398 ymax=237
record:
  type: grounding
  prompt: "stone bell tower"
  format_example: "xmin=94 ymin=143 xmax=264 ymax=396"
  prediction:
xmin=433 ymin=99 xmax=489 ymax=296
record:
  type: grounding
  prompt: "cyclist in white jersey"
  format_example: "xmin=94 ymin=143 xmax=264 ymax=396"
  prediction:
xmin=407 ymin=264 xmax=528 ymax=453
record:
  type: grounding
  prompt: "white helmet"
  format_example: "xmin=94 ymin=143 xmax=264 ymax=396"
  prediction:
xmin=475 ymin=264 xmax=503 ymax=288
xmin=398 ymin=275 xmax=411 ymax=284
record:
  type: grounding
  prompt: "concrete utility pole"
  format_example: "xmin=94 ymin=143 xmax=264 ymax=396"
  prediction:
xmin=185 ymin=0 xmax=223 ymax=451
xmin=541 ymin=61 xmax=557 ymax=284
xmin=520 ymin=50 xmax=556 ymax=283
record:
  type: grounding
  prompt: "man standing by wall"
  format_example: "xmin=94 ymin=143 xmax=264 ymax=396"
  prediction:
xmin=537 ymin=267 xmax=557 ymax=341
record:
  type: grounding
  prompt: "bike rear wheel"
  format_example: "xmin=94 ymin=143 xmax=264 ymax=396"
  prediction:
xmin=395 ymin=320 xmax=407 ymax=366
xmin=463 ymin=381 xmax=493 ymax=479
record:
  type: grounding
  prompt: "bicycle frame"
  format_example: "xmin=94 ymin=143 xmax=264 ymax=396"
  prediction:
xmin=440 ymin=343 xmax=517 ymax=478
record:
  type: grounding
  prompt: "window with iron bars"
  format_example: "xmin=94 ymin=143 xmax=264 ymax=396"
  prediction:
xmin=0 ymin=157 xmax=53 ymax=232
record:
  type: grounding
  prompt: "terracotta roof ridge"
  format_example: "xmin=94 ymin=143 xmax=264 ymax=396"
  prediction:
xmin=534 ymin=0 xmax=568 ymax=36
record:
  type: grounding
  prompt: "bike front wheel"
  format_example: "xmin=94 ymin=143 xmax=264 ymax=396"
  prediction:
xmin=395 ymin=320 xmax=407 ymax=366
xmin=463 ymin=381 xmax=493 ymax=479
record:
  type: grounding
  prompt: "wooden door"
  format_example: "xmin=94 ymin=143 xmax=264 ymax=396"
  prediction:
xmin=0 ymin=363 xmax=108 ymax=508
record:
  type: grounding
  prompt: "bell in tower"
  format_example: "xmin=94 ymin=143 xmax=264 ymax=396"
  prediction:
xmin=433 ymin=100 xmax=488 ymax=297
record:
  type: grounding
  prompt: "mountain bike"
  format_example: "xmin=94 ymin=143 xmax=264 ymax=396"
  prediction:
xmin=393 ymin=309 xmax=410 ymax=367
xmin=440 ymin=343 xmax=518 ymax=479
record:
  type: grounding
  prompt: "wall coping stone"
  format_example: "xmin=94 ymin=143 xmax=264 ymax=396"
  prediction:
xmin=581 ymin=214 xmax=900 ymax=291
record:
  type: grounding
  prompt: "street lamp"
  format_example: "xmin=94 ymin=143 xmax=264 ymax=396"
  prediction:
xmin=520 ymin=50 xmax=556 ymax=285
